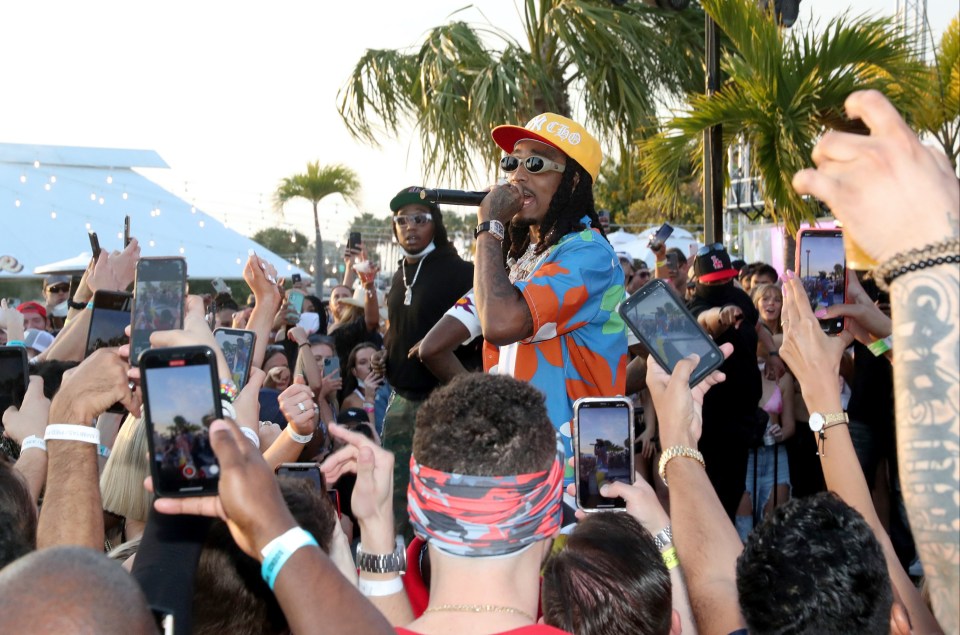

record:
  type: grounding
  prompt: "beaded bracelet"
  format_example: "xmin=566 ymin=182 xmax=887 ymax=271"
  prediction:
xmin=220 ymin=379 xmax=239 ymax=403
xmin=874 ymin=238 xmax=960 ymax=291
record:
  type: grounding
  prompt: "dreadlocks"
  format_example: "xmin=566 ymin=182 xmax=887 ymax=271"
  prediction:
xmin=502 ymin=156 xmax=606 ymax=264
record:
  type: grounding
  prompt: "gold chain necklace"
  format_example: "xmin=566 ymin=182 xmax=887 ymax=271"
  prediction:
xmin=423 ymin=603 xmax=535 ymax=622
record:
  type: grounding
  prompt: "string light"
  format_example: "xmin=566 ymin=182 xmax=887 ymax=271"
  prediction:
xmin=19 ymin=175 xmax=26 ymax=183
xmin=44 ymin=183 xmax=51 ymax=191
xmin=49 ymin=176 xmax=56 ymax=183
xmin=85 ymin=223 xmax=91 ymax=230
xmin=50 ymin=211 xmax=57 ymax=219
xmin=198 ymin=220 xmax=205 ymax=228
xmin=90 ymin=193 xmax=97 ymax=201
xmin=98 ymin=197 xmax=105 ymax=205
xmin=33 ymin=160 xmax=40 ymax=168
xmin=106 ymin=175 xmax=113 ymax=184
xmin=122 ymin=192 xmax=128 ymax=200
xmin=190 ymin=206 xmax=196 ymax=214
xmin=236 ymin=257 xmax=242 ymax=265
xmin=149 ymin=240 xmax=155 ymax=247
xmin=179 ymin=246 xmax=185 ymax=254
xmin=14 ymin=199 xmax=21 ymax=207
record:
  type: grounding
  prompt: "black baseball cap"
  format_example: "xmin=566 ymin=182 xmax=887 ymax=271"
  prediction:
xmin=389 ymin=186 xmax=439 ymax=214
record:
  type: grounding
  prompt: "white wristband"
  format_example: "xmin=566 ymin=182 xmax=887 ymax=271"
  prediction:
xmin=21 ymin=435 xmax=47 ymax=453
xmin=358 ymin=575 xmax=404 ymax=597
xmin=45 ymin=424 xmax=101 ymax=445
xmin=286 ymin=425 xmax=313 ymax=444
xmin=240 ymin=427 xmax=261 ymax=449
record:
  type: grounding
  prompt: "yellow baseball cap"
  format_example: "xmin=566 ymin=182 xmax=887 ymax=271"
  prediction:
xmin=492 ymin=113 xmax=602 ymax=183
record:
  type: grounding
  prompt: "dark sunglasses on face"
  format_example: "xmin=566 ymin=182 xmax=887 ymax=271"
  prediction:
xmin=500 ymin=155 xmax=565 ymax=175
xmin=47 ymin=284 xmax=70 ymax=293
xmin=697 ymin=242 xmax=725 ymax=256
xmin=636 ymin=271 xmax=651 ymax=280
xmin=393 ymin=214 xmax=433 ymax=227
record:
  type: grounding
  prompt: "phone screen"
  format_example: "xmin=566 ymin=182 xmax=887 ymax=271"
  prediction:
xmin=619 ymin=279 xmax=724 ymax=386
xmin=85 ymin=291 xmax=133 ymax=357
xmin=275 ymin=463 xmax=341 ymax=517
xmin=141 ymin=346 xmax=221 ymax=496
xmin=89 ymin=231 xmax=101 ymax=260
xmin=348 ymin=232 xmax=362 ymax=250
xmin=575 ymin=398 xmax=633 ymax=510
xmin=323 ymin=355 xmax=340 ymax=378
xmin=797 ymin=229 xmax=846 ymax=334
xmin=0 ymin=347 xmax=29 ymax=417
xmin=214 ymin=328 xmax=256 ymax=389
xmin=124 ymin=216 xmax=131 ymax=247
xmin=132 ymin=258 xmax=186 ymax=363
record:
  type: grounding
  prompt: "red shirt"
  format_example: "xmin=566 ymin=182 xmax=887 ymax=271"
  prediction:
xmin=397 ymin=627 xmax=570 ymax=635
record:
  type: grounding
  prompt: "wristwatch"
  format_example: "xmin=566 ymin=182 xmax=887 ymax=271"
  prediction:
xmin=475 ymin=220 xmax=505 ymax=241
xmin=356 ymin=536 xmax=406 ymax=574
xmin=653 ymin=525 xmax=673 ymax=551
xmin=808 ymin=411 xmax=848 ymax=433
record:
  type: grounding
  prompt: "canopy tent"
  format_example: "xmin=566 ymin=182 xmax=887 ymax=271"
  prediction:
xmin=607 ymin=228 xmax=702 ymax=268
xmin=0 ymin=143 xmax=309 ymax=280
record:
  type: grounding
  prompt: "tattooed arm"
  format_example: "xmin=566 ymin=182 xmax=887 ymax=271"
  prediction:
xmin=474 ymin=184 xmax=534 ymax=346
xmin=891 ymin=267 xmax=959 ymax=630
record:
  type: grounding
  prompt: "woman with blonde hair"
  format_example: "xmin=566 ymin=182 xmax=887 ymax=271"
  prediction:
xmin=100 ymin=415 xmax=153 ymax=559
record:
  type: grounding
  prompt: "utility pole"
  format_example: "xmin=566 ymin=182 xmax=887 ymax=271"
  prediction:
xmin=702 ymin=15 xmax=724 ymax=244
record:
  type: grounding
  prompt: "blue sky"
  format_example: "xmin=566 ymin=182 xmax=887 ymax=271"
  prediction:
xmin=0 ymin=1 xmax=953 ymax=249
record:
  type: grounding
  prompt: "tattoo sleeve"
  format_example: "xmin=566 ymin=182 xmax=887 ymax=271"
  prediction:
xmin=892 ymin=264 xmax=959 ymax=633
xmin=474 ymin=236 xmax=533 ymax=344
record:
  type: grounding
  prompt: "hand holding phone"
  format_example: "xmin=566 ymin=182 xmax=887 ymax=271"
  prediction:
xmin=795 ymin=228 xmax=846 ymax=335
xmin=0 ymin=346 xmax=30 ymax=421
xmin=348 ymin=232 xmax=362 ymax=251
xmin=648 ymin=223 xmax=674 ymax=253
xmin=88 ymin=231 xmax=102 ymax=260
xmin=214 ymin=328 xmax=256 ymax=389
xmin=131 ymin=258 xmax=187 ymax=363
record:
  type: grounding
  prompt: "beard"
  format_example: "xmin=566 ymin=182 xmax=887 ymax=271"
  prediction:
xmin=510 ymin=216 xmax=538 ymax=230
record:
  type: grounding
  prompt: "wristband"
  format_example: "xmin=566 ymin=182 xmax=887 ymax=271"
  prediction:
xmin=240 ymin=427 xmax=261 ymax=449
xmin=220 ymin=399 xmax=237 ymax=420
xmin=286 ymin=425 xmax=313 ymax=444
xmin=45 ymin=424 xmax=101 ymax=445
xmin=358 ymin=575 xmax=404 ymax=597
xmin=260 ymin=527 xmax=318 ymax=591
xmin=6 ymin=340 xmax=25 ymax=348
xmin=86 ymin=301 xmax=94 ymax=310
xmin=362 ymin=402 xmax=374 ymax=414
xmin=656 ymin=260 xmax=667 ymax=268
xmin=220 ymin=379 xmax=239 ymax=403
xmin=658 ymin=445 xmax=705 ymax=487
xmin=867 ymin=336 xmax=892 ymax=357
xmin=661 ymin=546 xmax=680 ymax=570
xmin=21 ymin=435 xmax=47 ymax=453
xmin=98 ymin=444 xmax=111 ymax=458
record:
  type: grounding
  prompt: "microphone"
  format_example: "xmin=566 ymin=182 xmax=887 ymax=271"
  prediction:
xmin=419 ymin=188 xmax=487 ymax=206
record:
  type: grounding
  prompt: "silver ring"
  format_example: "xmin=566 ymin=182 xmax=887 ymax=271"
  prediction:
xmin=128 ymin=381 xmax=136 ymax=391
xmin=296 ymin=402 xmax=306 ymax=413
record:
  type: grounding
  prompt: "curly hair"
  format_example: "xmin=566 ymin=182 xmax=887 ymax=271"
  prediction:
xmin=502 ymin=156 xmax=604 ymax=263
xmin=413 ymin=373 xmax=555 ymax=476
xmin=736 ymin=492 xmax=893 ymax=635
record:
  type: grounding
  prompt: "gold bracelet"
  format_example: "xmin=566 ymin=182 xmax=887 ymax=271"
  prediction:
xmin=873 ymin=237 xmax=960 ymax=291
xmin=658 ymin=445 xmax=705 ymax=487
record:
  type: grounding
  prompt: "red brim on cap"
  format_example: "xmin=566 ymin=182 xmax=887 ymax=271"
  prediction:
xmin=698 ymin=269 xmax=739 ymax=283
xmin=492 ymin=125 xmax=564 ymax=157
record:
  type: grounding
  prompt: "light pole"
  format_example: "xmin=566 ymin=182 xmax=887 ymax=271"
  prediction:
xmin=805 ymin=249 xmax=810 ymax=279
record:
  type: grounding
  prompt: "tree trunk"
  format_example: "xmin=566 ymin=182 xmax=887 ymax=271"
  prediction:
xmin=313 ymin=201 xmax=324 ymax=286
xmin=783 ymin=232 xmax=797 ymax=274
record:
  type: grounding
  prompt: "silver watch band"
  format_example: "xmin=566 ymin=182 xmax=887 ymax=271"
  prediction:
xmin=355 ymin=536 xmax=407 ymax=574
xmin=653 ymin=525 xmax=673 ymax=551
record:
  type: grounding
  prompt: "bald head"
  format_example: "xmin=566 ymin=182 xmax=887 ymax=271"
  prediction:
xmin=0 ymin=546 xmax=156 ymax=634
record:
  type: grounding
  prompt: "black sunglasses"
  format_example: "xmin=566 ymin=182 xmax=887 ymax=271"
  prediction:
xmin=697 ymin=243 xmax=725 ymax=256
xmin=500 ymin=155 xmax=565 ymax=175
xmin=47 ymin=284 xmax=70 ymax=293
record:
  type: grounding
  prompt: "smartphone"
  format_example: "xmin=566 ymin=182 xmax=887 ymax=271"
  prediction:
xmin=665 ymin=252 xmax=679 ymax=274
xmin=85 ymin=291 xmax=133 ymax=357
xmin=619 ymin=278 xmax=725 ymax=386
xmin=796 ymin=228 xmax=846 ymax=335
xmin=123 ymin=215 xmax=131 ymax=248
xmin=291 ymin=273 xmax=302 ymax=285
xmin=288 ymin=290 xmax=305 ymax=314
xmin=323 ymin=355 xmax=340 ymax=379
xmin=88 ymin=231 xmax=102 ymax=260
xmin=131 ymin=258 xmax=187 ymax=363
xmin=68 ymin=275 xmax=83 ymax=304
xmin=211 ymin=278 xmax=230 ymax=296
xmin=348 ymin=231 xmax=362 ymax=251
xmin=140 ymin=346 xmax=222 ymax=497
xmin=648 ymin=223 xmax=674 ymax=252
xmin=574 ymin=397 xmax=634 ymax=511
xmin=0 ymin=346 xmax=29 ymax=417
xmin=213 ymin=328 xmax=256 ymax=389
xmin=275 ymin=462 xmax=341 ymax=517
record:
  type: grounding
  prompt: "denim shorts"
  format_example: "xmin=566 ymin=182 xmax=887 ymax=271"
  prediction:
xmin=745 ymin=443 xmax=791 ymax=522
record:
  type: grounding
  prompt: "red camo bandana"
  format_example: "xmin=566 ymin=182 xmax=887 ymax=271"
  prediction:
xmin=407 ymin=442 xmax=564 ymax=557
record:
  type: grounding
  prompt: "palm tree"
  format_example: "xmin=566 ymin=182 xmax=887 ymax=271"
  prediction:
xmin=338 ymin=0 xmax=707 ymax=185
xmin=641 ymin=0 xmax=927 ymax=238
xmin=912 ymin=15 xmax=959 ymax=171
xmin=274 ymin=162 xmax=361 ymax=282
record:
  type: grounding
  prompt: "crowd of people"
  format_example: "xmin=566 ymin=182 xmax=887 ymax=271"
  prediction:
xmin=0 ymin=89 xmax=957 ymax=635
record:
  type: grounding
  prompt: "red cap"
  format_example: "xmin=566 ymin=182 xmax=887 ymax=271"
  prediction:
xmin=17 ymin=301 xmax=47 ymax=319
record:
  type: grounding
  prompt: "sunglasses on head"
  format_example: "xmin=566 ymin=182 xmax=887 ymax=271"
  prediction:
xmin=47 ymin=284 xmax=70 ymax=293
xmin=500 ymin=155 xmax=565 ymax=175
xmin=393 ymin=214 xmax=433 ymax=227
xmin=697 ymin=242 xmax=725 ymax=256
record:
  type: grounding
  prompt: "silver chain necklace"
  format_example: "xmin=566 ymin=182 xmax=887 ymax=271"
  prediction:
xmin=401 ymin=256 xmax=427 ymax=306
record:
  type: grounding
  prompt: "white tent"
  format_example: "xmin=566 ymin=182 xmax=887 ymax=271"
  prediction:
xmin=607 ymin=228 xmax=702 ymax=268
xmin=0 ymin=143 xmax=309 ymax=280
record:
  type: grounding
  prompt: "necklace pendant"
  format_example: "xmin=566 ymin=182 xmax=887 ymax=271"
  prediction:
xmin=404 ymin=288 xmax=413 ymax=306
